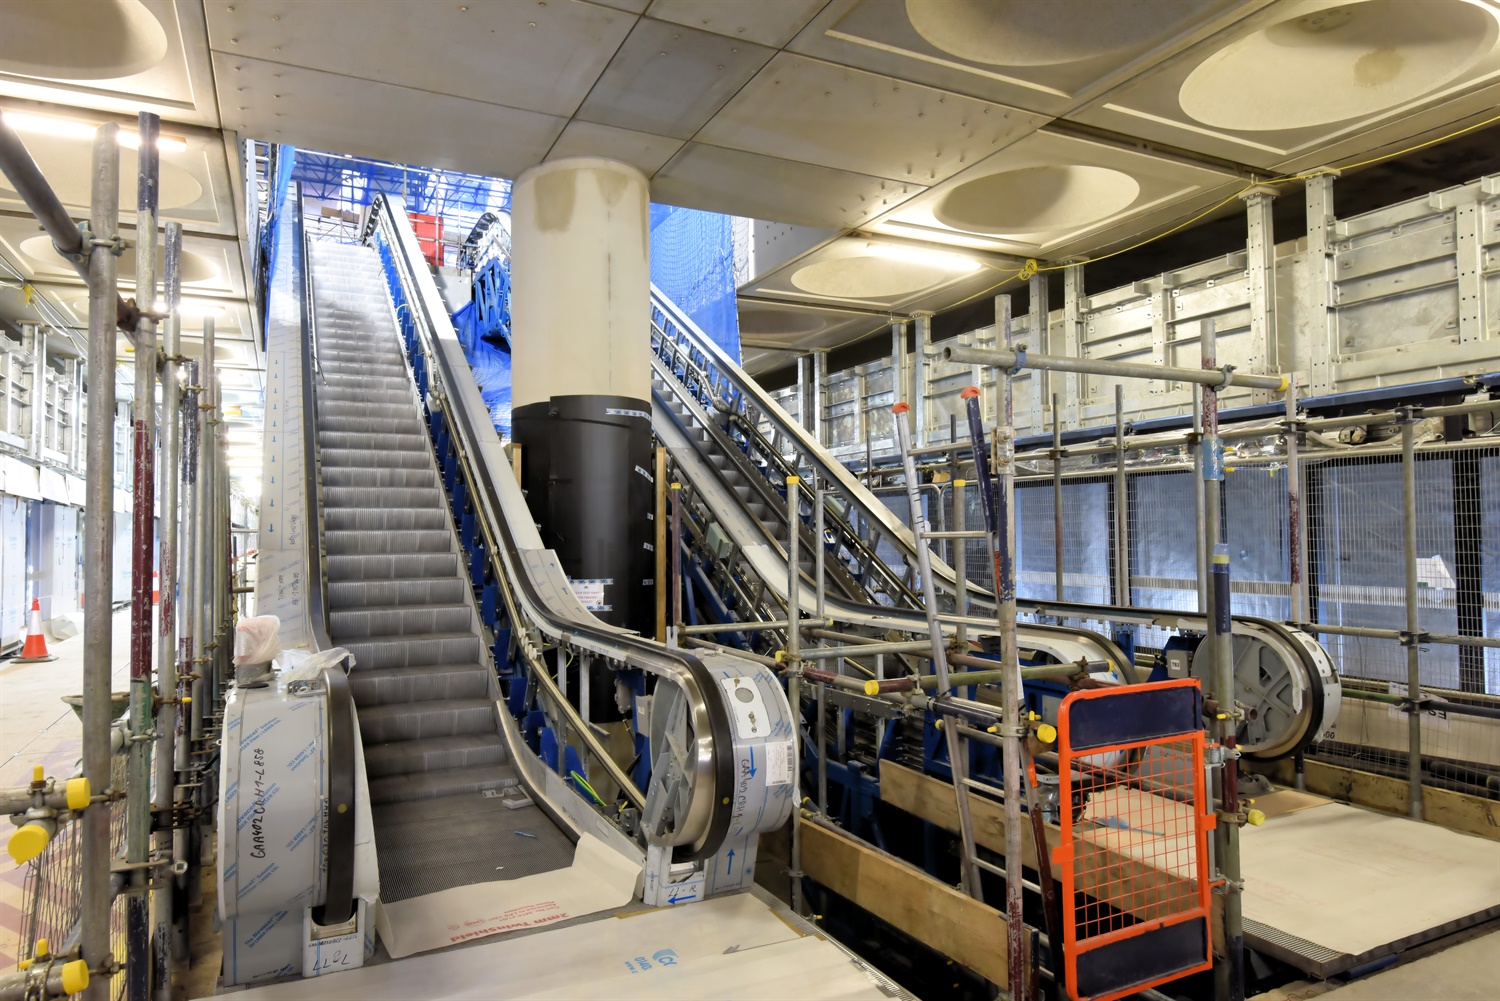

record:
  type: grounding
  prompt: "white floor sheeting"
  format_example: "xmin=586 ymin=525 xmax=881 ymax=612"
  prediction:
xmin=218 ymin=891 xmax=897 ymax=1000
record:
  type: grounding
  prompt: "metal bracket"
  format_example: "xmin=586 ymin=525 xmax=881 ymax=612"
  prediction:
xmin=1007 ymin=343 xmax=1028 ymax=377
xmin=1215 ymin=364 xmax=1236 ymax=391
xmin=1397 ymin=630 xmax=1430 ymax=648
xmin=1394 ymin=405 xmax=1424 ymax=423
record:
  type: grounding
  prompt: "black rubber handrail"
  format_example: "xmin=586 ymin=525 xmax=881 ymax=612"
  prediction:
xmin=363 ymin=196 xmax=736 ymax=861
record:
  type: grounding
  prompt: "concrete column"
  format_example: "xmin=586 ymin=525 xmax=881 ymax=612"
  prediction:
xmin=510 ymin=158 xmax=654 ymax=683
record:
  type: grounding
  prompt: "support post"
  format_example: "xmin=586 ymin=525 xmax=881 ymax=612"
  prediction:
xmin=82 ymin=121 xmax=121 ymax=1001
xmin=1242 ymin=187 xmax=1278 ymax=403
xmin=786 ymin=475 xmax=803 ymax=916
xmin=913 ymin=314 xmax=931 ymax=447
xmin=1028 ymin=270 xmax=1048 ymax=434
xmin=1285 ymin=382 xmax=1307 ymax=625
xmin=1202 ymin=319 xmax=1244 ymax=1001
xmin=1113 ymin=385 xmax=1129 ymax=606
xmin=174 ymin=357 xmax=197 ymax=956
xmin=1303 ymin=172 xmax=1339 ymax=394
xmin=1051 ymin=393 xmax=1064 ymax=602
xmin=152 ymin=222 xmax=183 ymax=999
xmin=952 ymin=479 xmax=967 ymax=649
xmin=1193 ymin=385 xmax=1209 ymax=614
xmin=654 ymin=447 xmax=667 ymax=642
xmin=669 ymin=482 xmax=681 ymax=645
xmin=1401 ymin=416 xmax=1423 ymax=820
xmin=126 ymin=111 xmax=161 ymax=1001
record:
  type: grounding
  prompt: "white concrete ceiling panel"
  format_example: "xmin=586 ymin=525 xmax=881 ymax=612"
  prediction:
xmin=784 ymin=0 xmax=1264 ymax=116
xmin=645 ymin=0 xmax=829 ymax=49
xmin=0 ymin=214 xmax=247 ymax=299
xmin=0 ymin=0 xmax=220 ymax=127
xmin=545 ymin=120 xmax=684 ymax=176
xmin=742 ymin=233 xmax=1019 ymax=311
xmin=737 ymin=301 xmax=886 ymax=375
xmin=213 ymin=54 xmax=567 ymax=179
xmin=1071 ymin=0 xmax=1500 ymax=170
xmin=0 ymin=121 xmax=240 ymax=236
xmin=866 ymin=128 xmax=1239 ymax=257
xmin=653 ymin=142 xmax=922 ymax=230
xmin=696 ymin=53 xmax=1046 ymax=185
xmin=573 ymin=18 xmax=775 ymax=140
xmin=206 ymin=0 xmax=636 ymax=119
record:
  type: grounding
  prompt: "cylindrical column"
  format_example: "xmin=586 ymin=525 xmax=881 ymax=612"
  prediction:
xmin=152 ymin=222 xmax=183 ymax=998
xmin=1402 ymin=418 xmax=1423 ymax=820
xmin=510 ymin=159 xmax=653 ymax=697
xmin=126 ymin=110 xmax=160 ymax=1001
xmin=82 ymin=121 xmax=120 ymax=1001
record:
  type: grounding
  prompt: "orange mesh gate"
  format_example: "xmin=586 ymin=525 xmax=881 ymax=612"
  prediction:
xmin=1054 ymin=679 xmax=1215 ymax=1001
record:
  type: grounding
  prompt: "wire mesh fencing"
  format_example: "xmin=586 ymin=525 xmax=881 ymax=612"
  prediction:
xmin=18 ymin=755 xmax=128 ymax=997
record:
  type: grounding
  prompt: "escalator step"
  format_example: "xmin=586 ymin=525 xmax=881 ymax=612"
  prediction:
xmin=363 ymin=734 xmax=508 ymax=779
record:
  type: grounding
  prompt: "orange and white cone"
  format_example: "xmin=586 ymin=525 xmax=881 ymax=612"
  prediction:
xmin=16 ymin=598 xmax=57 ymax=663
xmin=152 ymin=571 xmax=160 ymax=605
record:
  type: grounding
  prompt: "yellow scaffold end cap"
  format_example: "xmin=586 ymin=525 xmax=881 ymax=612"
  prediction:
xmin=1037 ymin=723 xmax=1058 ymax=745
xmin=786 ymin=475 xmax=801 ymax=485
xmin=863 ymin=680 xmax=881 ymax=696
xmin=7 ymin=823 xmax=50 ymax=865
xmin=32 ymin=765 xmax=43 ymax=783
xmin=65 ymin=776 xmax=91 ymax=811
xmin=1246 ymin=808 xmax=1266 ymax=827
xmin=61 ymin=958 xmax=90 ymax=995
xmin=34 ymin=939 xmax=49 ymax=959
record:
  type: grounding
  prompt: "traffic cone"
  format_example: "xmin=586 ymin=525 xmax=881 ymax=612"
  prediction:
xmin=152 ymin=571 xmax=160 ymax=605
xmin=16 ymin=599 xmax=57 ymax=663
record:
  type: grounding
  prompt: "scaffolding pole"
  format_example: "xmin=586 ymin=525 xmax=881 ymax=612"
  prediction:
xmin=82 ymin=121 xmax=121 ymax=1001
xmin=126 ymin=111 xmax=161 ymax=1001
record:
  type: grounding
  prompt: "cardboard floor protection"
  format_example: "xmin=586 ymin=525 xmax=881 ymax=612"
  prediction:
xmin=227 ymin=891 xmax=894 ymax=1000
xmin=1240 ymin=802 xmax=1500 ymax=958
xmin=374 ymin=833 xmax=639 ymax=959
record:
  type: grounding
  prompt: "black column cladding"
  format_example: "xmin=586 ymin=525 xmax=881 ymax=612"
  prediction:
xmin=512 ymin=394 xmax=653 ymax=722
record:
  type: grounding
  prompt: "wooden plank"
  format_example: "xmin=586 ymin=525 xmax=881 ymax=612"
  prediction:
xmin=1252 ymin=758 xmax=1500 ymax=842
xmin=880 ymin=761 xmax=1205 ymax=925
xmin=799 ymin=819 xmax=1014 ymax=986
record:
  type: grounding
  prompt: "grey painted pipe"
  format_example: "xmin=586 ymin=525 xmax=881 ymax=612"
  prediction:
xmin=943 ymin=343 xmax=1289 ymax=392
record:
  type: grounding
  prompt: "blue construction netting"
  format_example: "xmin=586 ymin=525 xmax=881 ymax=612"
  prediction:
xmin=649 ymin=204 xmax=741 ymax=362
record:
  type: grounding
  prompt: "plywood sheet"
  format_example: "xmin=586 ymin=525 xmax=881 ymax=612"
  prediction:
xmin=1240 ymin=803 xmax=1500 ymax=958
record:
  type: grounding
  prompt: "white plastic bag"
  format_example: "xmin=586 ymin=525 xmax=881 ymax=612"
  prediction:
xmin=279 ymin=646 xmax=356 ymax=684
xmin=234 ymin=615 xmax=281 ymax=666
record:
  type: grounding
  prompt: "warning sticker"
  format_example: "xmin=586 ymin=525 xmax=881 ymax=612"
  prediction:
xmin=568 ymin=577 xmax=612 ymax=612
xmin=764 ymin=740 xmax=795 ymax=788
xmin=607 ymin=408 xmax=650 ymax=421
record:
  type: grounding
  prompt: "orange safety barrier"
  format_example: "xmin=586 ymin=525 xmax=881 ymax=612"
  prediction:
xmin=1054 ymin=678 xmax=1214 ymax=1001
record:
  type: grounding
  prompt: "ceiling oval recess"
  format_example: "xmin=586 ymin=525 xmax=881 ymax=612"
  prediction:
xmin=21 ymin=236 xmax=220 ymax=286
xmin=791 ymin=257 xmax=954 ymax=300
xmin=904 ymin=0 xmax=1203 ymax=67
xmin=0 ymin=0 xmax=169 ymax=81
xmin=1179 ymin=0 xmax=1497 ymax=131
xmin=933 ymin=165 xmax=1141 ymax=237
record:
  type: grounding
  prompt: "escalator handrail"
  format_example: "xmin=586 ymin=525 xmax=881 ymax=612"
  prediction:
xmin=294 ymin=182 xmax=334 ymax=653
xmin=361 ymin=194 xmax=736 ymax=861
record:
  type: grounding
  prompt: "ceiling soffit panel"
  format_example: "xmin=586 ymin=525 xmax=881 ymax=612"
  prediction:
xmin=645 ymin=0 xmax=829 ymax=49
xmin=213 ymin=54 xmax=566 ymax=179
xmin=545 ymin=120 xmax=684 ymax=176
xmin=696 ymin=53 xmax=1047 ymax=185
xmin=784 ymin=0 xmax=1263 ymax=117
xmin=0 ymin=0 xmax=220 ymax=127
xmin=574 ymin=18 xmax=775 ymax=140
xmin=0 ymin=214 xmax=247 ymax=298
xmin=867 ymin=128 xmax=1239 ymax=257
xmin=744 ymin=234 xmax=1020 ymax=312
xmin=0 ymin=125 xmax=237 ymax=236
xmin=653 ymin=142 xmax=923 ymax=230
xmin=1072 ymin=0 xmax=1500 ymax=170
xmin=205 ymin=0 xmax=636 ymax=119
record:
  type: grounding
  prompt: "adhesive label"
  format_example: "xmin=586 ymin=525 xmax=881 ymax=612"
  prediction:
xmin=765 ymin=740 xmax=795 ymax=787
xmin=608 ymin=408 xmax=650 ymax=421
xmin=568 ymin=577 xmax=612 ymax=612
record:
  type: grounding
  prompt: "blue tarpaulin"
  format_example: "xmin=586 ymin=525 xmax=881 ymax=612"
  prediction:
xmin=453 ymin=300 xmax=513 ymax=438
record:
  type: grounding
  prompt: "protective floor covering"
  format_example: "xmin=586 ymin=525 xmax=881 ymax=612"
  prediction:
xmin=1239 ymin=801 xmax=1500 ymax=959
xmin=371 ymin=791 xmax=576 ymax=903
xmin=222 ymin=891 xmax=897 ymax=1000
xmin=374 ymin=833 xmax=638 ymax=959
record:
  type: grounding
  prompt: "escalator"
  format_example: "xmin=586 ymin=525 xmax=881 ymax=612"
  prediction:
xmin=309 ymin=240 xmax=573 ymax=903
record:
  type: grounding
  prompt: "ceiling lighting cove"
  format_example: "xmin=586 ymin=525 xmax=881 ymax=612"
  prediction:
xmin=864 ymin=243 xmax=981 ymax=272
xmin=0 ymin=111 xmax=189 ymax=152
